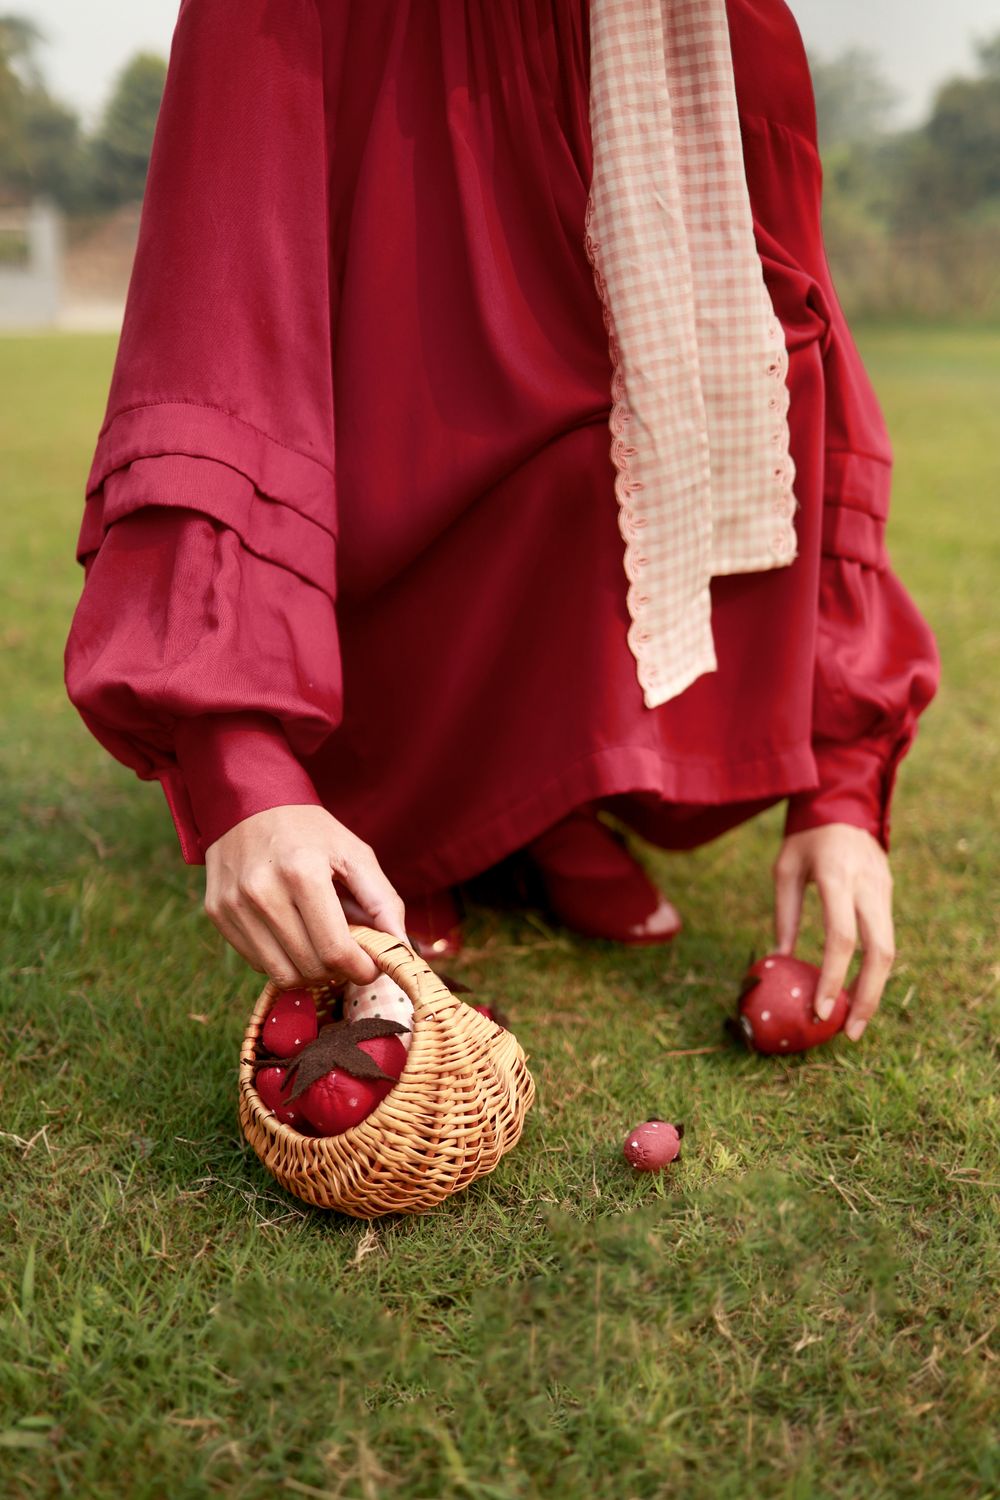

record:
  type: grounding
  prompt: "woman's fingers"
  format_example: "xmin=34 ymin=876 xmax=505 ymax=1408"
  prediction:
xmin=773 ymin=824 xmax=897 ymax=1042
xmin=203 ymin=899 xmax=271 ymax=977
xmin=226 ymin=903 xmax=315 ymax=989
xmin=844 ymin=880 xmax=896 ymax=1042
xmin=334 ymin=839 xmax=409 ymax=945
xmin=203 ymin=806 xmax=404 ymax=986
xmin=284 ymin=852 xmax=382 ymax=985
xmin=815 ymin=871 xmax=858 ymax=1022
xmin=226 ymin=872 xmax=378 ymax=988
xmin=203 ymin=891 xmax=314 ymax=990
xmin=239 ymin=862 xmax=378 ymax=986
xmin=772 ymin=846 xmax=805 ymax=954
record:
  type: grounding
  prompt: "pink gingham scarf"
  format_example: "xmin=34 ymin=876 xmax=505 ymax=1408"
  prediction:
xmin=584 ymin=0 xmax=799 ymax=709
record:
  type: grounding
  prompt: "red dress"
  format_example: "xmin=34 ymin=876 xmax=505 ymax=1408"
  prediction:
xmin=64 ymin=0 xmax=941 ymax=898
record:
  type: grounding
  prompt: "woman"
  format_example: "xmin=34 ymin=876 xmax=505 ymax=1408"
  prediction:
xmin=64 ymin=0 xmax=940 ymax=1041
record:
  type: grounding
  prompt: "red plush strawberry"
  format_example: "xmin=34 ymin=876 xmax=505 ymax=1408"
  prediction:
xmin=731 ymin=952 xmax=849 ymax=1054
xmin=254 ymin=1015 xmax=411 ymax=1137
xmin=255 ymin=1064 xmax=309 ymax=1129
xmin=623 ymin=1119 xmax=684 ymax=1171
xmin=261 ymin=989 xmax=318 ymax=1058
xmin=298 ymin=1034 xmax=409 ymax=1135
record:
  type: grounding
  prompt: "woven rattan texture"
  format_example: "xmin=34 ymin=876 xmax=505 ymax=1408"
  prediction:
xmin=239 ymin=926 xmax=536 ymax=1218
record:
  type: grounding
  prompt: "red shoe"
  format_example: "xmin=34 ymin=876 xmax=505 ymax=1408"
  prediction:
xmin=334 ymin=881 xmax=465 ymax=961
xmin=523 ymin=806 xmax=682 ymax=945
xmin=403 ymin=887 xmax=465 ymax=961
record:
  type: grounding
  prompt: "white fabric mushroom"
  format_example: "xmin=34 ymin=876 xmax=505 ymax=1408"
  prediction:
xmin=342 ymin=973 xmax=414 ymax=1053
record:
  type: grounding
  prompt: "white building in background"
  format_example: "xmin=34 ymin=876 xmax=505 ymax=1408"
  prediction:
xmin=0 ymin=198 xmax=127 ymax=333
xmin=0 ymin=198 xmax=63 ymax=330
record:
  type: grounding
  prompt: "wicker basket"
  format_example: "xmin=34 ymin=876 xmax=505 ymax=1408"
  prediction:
xmin=238 ymin=924 xmax=536 ymax=1217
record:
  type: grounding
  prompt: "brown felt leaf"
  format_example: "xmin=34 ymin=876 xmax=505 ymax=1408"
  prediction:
xmin=275 ymin=1017 xmax=409 ymax=1104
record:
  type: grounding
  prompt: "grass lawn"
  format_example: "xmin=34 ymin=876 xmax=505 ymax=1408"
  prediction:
xmin=1 ymin=326 xmax=998 ymax=1498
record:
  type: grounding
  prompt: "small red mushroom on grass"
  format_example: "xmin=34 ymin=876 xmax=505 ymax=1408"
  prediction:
xmin=623 ymin=1119 xmax=684 ymax=1171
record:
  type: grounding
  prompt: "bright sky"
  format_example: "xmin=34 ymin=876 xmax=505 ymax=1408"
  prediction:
xmin=23 ymin=0 xmax=999 ymax=132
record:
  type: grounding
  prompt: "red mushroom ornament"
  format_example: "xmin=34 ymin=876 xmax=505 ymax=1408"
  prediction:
xmin=732 ymin=953 xmax=849 ymax=1054
xmin=623 ymin=1119 xmax=684 ymax=1171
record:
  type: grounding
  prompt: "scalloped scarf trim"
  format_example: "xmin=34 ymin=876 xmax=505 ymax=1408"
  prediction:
xmin=585 ymin=0 xmax=798 ymax=709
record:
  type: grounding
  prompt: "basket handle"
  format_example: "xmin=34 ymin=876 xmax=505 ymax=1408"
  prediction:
xmin=346 ymin=924 xmax=459 ymax=1026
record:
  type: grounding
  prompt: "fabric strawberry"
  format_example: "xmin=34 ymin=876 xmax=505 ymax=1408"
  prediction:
xmin=730 ymin=952 xmax=849 ymax=1054
xmin=255 ymin=1064 xmax=310 ymax=1129
xmin=253 ymin=1015 xmax=410 ymax=1136
xmin=297 ymin=1034 xmax=409 ymax=1135
xmin=261 ymin=989 xmax=319 ymax=1058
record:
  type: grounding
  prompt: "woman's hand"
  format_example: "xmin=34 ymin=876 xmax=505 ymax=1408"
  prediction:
xmin=204 ymin=805 xmax=408 ymax=988
xmin=771 ymin=823 xmax=896 ymax=1042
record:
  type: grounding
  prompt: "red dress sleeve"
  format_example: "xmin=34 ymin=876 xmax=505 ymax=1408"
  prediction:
xmin=66 ymin=506 xmax=335 ymax=862
xmin=783 ymin=274 xmax=941 ymax=853
xmin=64 ymin=0 xmax=343 ymax=863
xmin=783 ymin=554 xmax=941 ymax=853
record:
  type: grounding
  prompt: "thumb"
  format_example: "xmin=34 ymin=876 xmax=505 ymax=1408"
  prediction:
xmin=773 ymin=854 xmax=805 ymax=955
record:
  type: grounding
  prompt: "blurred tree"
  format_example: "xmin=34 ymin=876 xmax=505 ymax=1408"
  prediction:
xmin=0 ymin=14 xmax=43 ymax=200
xmin=807 ymin=46 xmax=899 ymax=150
xmin=86 ymin=53 xmax=166 ymax=208
xmin=900 ymin=32 xmax=1000 ymax=223
xmin=0 ymin=13 xmax=43 ymax=87
xmin=0 ymin=12 xmax=88 ymax=207
xmin=813 ymin=32 xmax=1000 ymax=320
xmin=19 ymin=90 xmax=87 ymax=206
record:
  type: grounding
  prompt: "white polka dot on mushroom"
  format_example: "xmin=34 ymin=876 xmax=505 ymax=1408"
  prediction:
xmin=791 ymin=986 xmax=801 ymax=998
xmin=761 ymin=1010 xmax=771 ymax=1021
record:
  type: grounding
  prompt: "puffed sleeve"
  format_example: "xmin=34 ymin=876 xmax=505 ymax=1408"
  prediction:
xmin=67 ymin=505 xmax=334 ymax=862
xmin=783 ymin=285 xmax=941 ymax=854
xmin=783 ymin=555 xmax=941 ymax=853
xmin=63 ymin=0 xmax=343 ymax=862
